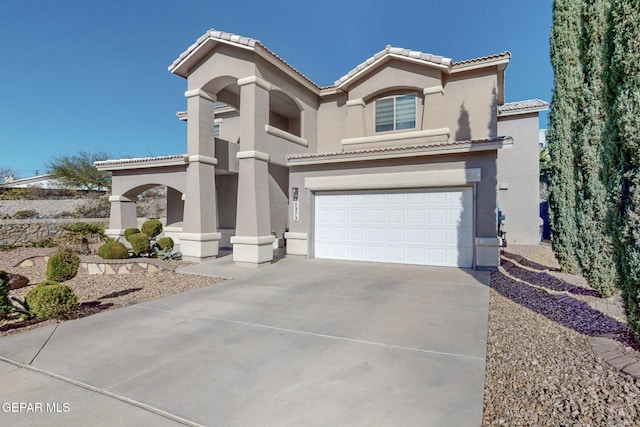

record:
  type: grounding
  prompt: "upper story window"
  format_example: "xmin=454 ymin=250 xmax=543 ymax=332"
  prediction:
xmin=213 ymin=122 xmax=221 ymax=138
xmin=375 ymin=94 xmax=416 ymax=132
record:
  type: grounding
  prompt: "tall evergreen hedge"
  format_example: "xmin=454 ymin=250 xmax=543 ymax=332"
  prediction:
xmin=548 ymin=0 xmax=582 ymax=274
xmin=573 ymin=0 xmax=617 ymax=296
xmin=606 ymin=0 xmax=640 ymax=338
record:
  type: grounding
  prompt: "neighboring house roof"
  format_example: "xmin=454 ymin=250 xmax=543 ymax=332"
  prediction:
xmin=287 ymin=136 xmax=513 ymax=166
xmin=498 ymin=99 xmax=549 ymax=117
xmin=0 ymin=174 xmax=68 ymax=189
xmin=169 ymin=28 xmax=512 ymax=96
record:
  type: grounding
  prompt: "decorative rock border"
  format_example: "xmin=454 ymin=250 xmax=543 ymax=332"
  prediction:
xmin=591 ymin=337 xmax=640 ymax=379
xmin=15 ymin=256 xmax=175 ymax=275
xmin=552 ymin=293 xmax=640 ymax=379
xmin=502 ymin=252 xmax=640 ymax=380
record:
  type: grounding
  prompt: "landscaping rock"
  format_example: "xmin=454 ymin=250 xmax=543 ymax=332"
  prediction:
xmin=7 ymin=273 xmax=29 ymax=290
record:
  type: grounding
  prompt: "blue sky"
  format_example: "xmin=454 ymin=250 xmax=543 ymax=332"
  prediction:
xmin=0 ymin=0 xmax=553 ymax=178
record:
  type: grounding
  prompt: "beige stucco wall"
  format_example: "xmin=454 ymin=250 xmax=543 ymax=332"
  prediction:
xmin=444 ymin=70 xmax=498 ymax=141
xmin=314 ymin=66 xmax=499 ymax=153
xmin=497 ymin=113 xmax=541 ymax=244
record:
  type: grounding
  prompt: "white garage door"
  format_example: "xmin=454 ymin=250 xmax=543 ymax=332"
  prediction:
xmin=314 ymin=188 xmax=473 ymax=267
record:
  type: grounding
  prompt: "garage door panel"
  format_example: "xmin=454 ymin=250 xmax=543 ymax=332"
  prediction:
xmin=315 ymin=188 xmax=473 ymax=267
xmin=368 ymin=209 xmax=385 ymax=224
xmin=367 ymin=228 xmax=385 ymax=242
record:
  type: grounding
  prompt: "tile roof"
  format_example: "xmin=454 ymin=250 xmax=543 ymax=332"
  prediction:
xmin=287 ymin=136 xmax=512 ymax=163
xmin=95 ymin=154 xmax=188 ymax=170
xmin=334 ymin=45 xmax=452 ymax=87
xmin=498 ymin=99 xmax=549 ymax=116
xmin=452 ymin=51 xmax=511 ymax=68
xmin=169 ymin=29 xmax=319 ymax=89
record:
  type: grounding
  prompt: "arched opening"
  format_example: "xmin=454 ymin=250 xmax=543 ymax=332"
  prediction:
xmin=269 ymin=89 xmax=302 ymax=137
xmin=122 ymin=184 xmax=184 ymax=227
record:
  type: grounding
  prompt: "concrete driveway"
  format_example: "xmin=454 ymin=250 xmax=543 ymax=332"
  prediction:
xmin=0 ymin=257 xmax=490 ymax=426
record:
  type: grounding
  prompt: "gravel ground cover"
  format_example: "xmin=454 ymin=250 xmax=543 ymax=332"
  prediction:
xmin=0 ymin=247 xmax=224 ymax=338
xmin=483 ymin=245 xmax=640 ymax=425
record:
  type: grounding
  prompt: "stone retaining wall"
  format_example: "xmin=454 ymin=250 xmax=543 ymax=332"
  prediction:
xmin=0 ymin=218 xmax=108 ymax=246
xmin=17 ymin=255 xmax=174 ymax=275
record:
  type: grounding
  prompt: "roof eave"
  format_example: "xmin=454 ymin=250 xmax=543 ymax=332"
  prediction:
xmin=451 ymin=56 xmax=510 ymax=74
xmin=498 ymin=106 xmax=549 ymax=117
xmin=287 ymin=137 xmax=512 ymax=166
xmin=169 ymin=37 xmax=255 ymax=78
xmin=253 ymin=44 xmax=320 ymax=94
xmin=335 ymin=53 xmax=451 ymax=91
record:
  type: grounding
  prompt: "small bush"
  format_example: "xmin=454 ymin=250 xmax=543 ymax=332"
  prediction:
xmin=0 ymin=271 xmax=13 ymax=318
xmin=13 ymin=209 xmax=39 ymax=219
xmin=129 ymin=233 xmax=150 ymax=256
xmin=46 ymin=251 xmax=80 ymax=282
xmin=64 ymin=222 xmax=105 ymax=236
xmin=25 ymin=281 xmax=78 ymax=319
xmin=124 ymin=228 xmax=141 ymax=242
xmin=141 ymin=219 xmax=163 ymax=238
xmin=98 ymin=241 xmax=129 ymax=259
xmin=156 ymin=237 xmax=174 ymax=251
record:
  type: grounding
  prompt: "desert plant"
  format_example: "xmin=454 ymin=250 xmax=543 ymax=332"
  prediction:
xmin=25 ymin=281 xmax=78 ymax=319
xmin=46 ymin=151 xmax=111 ymax=191
xmin=98 ymin=241 xmax=129 ymax=259
xmin=124 ymin=228 xmax=141 ymax=242
xmin=46 ymin=251 xmax=80 ymax=282
xmin=141 ymin=219 xmax=163 ymax=238
xmin=129 ymin=233 xmax=150 ymax=256
xmin=0 ymin=270 xmax=13 ymax=318
xmin=64 ymin=222 xmax=106 ymax=254
xmin=156 ymin=237 xmax=174 ymax=251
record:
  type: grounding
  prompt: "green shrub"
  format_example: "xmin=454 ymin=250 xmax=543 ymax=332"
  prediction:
xmin=25 ymin=281 xmax=78 ymax=319
xmin=64 ymin=222 xmax=105 ymax=236
xmin=31 ymin=238 xmax=57 ymax=248
xmin=141 ymin=219 xmax=163 ymax=238
xmin=156 ymin=237 xmax=174 ymax=251
xmin=124 ymin=228 xmax=141 ymax=242
xmin=0 ymin=270 xmax=13 ymax=318
xmin=46 ymin=251 xmax=80 ymax=282
xmin=129 ymin=233 xmax=150 ymax=256
xmin=13 ymin=209 xmax=39 ymax=219
xmin=98 ymin=241 xmax=129 ymax=259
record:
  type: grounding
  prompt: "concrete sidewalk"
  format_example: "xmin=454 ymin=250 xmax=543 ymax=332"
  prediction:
xmin=0 ymin=257 xmax=490 ymax=426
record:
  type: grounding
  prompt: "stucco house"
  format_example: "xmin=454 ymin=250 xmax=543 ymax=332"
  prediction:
xmin=96 ymin=29 xmax=547 ymax=269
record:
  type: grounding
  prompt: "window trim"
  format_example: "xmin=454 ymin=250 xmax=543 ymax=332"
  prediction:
xmin=374 ymin=93 xmax=417 ymax=133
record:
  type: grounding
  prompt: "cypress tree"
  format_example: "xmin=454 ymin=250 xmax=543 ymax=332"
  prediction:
xmin=573 ymin=0 xmax=617 ymax=295
xmin=548 ymin=0 xmax=582 ymax=273
xmin=606 ymin=0 xmax=640 ymax=338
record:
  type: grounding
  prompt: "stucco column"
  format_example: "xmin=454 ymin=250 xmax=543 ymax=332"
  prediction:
xmin=105 ymin=195 xmax=137 ymax=240
xmin=231 ymin=76 xmax=274 ymax=263
xmin=422 ymin=85 xmax=445 ymax=131
xmin=179 ymin=89 xmax=221 ymax=261
xmin=237 ymin=76 xmax=270 ymax=151
xmin=344 ymin=98 xmax=367 ymax=139
xmin=231 ymin=151 xmax=274 ymax=263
